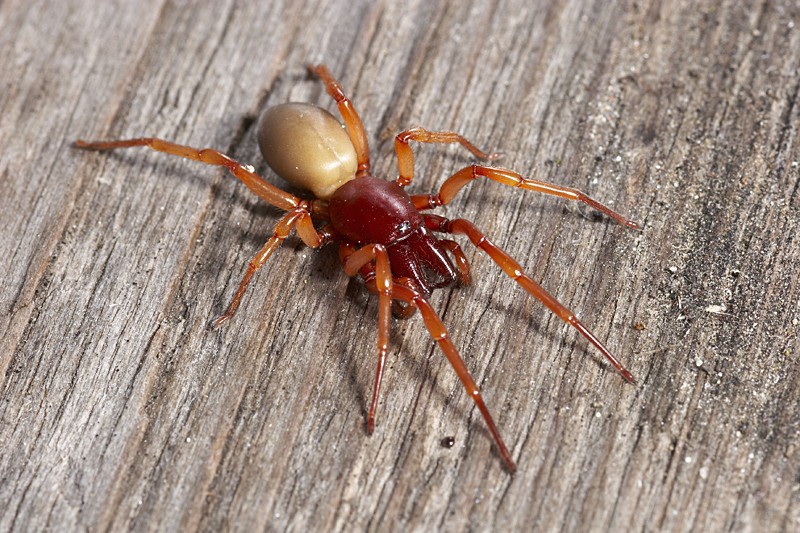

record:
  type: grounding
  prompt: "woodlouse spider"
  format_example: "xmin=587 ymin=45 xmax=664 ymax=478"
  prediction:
xmin=75 ymin=64 xmax=640 ymax=473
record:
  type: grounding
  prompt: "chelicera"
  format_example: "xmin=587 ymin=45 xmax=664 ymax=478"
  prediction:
xmin=76 ymin=64 xmax=639 ymax=472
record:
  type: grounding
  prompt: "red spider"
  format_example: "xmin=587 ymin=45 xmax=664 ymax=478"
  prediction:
xmin=76 ymin=64 xmax=639 ymax=472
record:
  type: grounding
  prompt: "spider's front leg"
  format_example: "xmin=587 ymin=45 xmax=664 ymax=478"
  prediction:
xmin=412 ymin=164 xmax=639 ymax=229
xmin=391 ymin=280 xmax=516 ymax=472
xmin=424 ymin=214 xmax=636 ymax=384
xmin=338 ymin=243 xmax=393 ymax=434
xmin=337 ymin=247 xmax=515 ymax=471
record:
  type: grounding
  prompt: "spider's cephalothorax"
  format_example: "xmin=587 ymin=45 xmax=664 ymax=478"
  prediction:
xmin=75 ymin=64 xmax=640 ymax=472
xmin=328 ymin=176 xmax=459 ymax=298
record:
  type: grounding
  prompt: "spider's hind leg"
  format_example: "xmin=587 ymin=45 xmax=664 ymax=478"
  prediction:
xmin=308 ymin=64 xmax=370 ymax=176
xmin=74 ymin=137 xmax=300 ymax=211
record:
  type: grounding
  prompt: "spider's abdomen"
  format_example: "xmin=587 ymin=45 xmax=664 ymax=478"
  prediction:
xmin=329 ymin=176 xmax=457 ymax=295
xmin=258 ymin=103 xmax=358 ymax=200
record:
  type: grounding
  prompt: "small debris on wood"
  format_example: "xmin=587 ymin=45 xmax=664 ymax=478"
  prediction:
xmin=440 ymin=436 xmax=456 ymax=449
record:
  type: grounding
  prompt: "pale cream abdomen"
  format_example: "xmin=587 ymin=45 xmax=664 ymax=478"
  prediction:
xmin=258 ymin=102 xmax=358 ymax=199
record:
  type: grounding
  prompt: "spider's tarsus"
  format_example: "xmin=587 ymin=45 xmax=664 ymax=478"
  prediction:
xmin=211 ymin=315 xmax=230 ymax=329
xmin=624 ymin=219 xmax=642 ymax=231
xmin=74 ymin=139 xmax=115 ymax=151
xmin=620 ymin=368 xmax=637 ymax=385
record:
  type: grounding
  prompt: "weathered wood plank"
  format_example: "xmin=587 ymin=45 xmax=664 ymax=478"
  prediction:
xmin=1 ymin=0 xmax=798 ymax=531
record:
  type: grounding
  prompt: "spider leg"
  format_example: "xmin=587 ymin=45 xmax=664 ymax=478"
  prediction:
xmin=339 ymin=243 xmax=393 ymax=434
xmin=394 ymin=127 xmax=502 ymax=187
xmin=213 ymin=208 xmax=328 ymax=327
xmin=391 ymin=280 xmax=516 ymax=472
xmin=411 ymin=164 xmax=639 ymax=229
xmin=338 ymin=246 xmax=511 ymax=469
xmin=308 ymin=64 xmax=370 ymax=177
xmin=424 ymin=214 xmax=636 ymax=384
xmin=74 ymin=137 xmax=300 ymax=211
xmin=439 ymin=239 xmax=472 ymax=286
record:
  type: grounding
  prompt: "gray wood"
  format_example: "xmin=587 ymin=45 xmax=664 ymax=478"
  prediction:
xmin=2 ymin=0 xmax=798 ymax=531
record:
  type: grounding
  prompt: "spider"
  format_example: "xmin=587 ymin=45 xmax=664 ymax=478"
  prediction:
xmin=75 ymin=64 xmax=639 ymax=472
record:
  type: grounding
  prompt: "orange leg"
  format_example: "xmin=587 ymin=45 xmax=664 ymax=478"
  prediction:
xmin=308 ymin=64 xmax=371 ymax=177
xmin=391 ymin=281 xmax=516 ymax=472
xmin=74 ymin=137 xmax=300 ymax=211
xmin=412 ymin=164 xmax=640 ymax=229
xmin=339 ymin=243 xmax=393 ymax=434
xmin=212 ymin=208 xmax=327 ymax=327
xmin=337 ymin=249 xmax=512 ymax=469
xmin=425 ymin=214 xmax=636 ymax=384
xmin=394 ymin=127 xmax=501 ymax=188
xmin=440 ymin=239 xmax=472 ymax=286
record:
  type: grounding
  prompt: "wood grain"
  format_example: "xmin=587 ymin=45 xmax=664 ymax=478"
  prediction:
xmin=2 ymin=0 xmax=799 ymax=531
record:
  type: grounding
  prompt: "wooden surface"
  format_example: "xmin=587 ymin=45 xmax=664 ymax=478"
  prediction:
xmin=2 ymin=0 xmax=799 ymax=531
